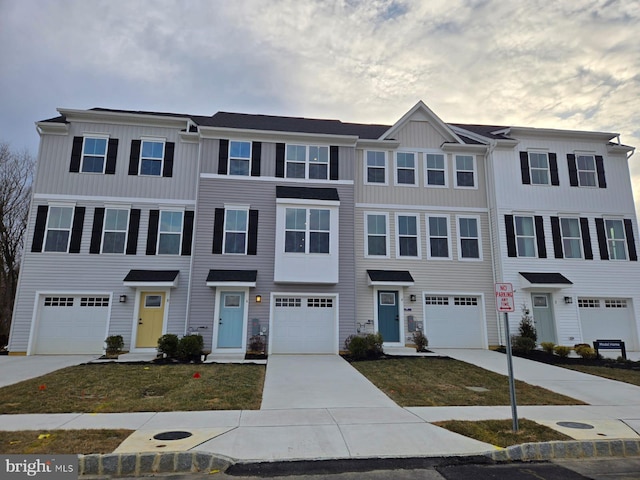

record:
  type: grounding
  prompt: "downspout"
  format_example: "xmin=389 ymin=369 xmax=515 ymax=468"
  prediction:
xmin=484 ymin=138 xmax=502 ymax=345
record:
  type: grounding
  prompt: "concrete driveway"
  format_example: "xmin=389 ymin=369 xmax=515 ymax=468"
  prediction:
xmin=0 ymin=355 xmax=99 ymax=388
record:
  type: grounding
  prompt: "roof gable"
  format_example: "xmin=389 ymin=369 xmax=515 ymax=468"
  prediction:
xmin=381 ymin=101 xmax=464 ymax=144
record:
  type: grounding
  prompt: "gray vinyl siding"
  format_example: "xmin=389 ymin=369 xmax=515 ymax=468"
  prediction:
xmin=395 ymin=120 xmax=450 ymax=148
xmin=188 ymin=176 xmax=356 ymax=350
xmin=34 ymin=122 xmax=198 ymax=200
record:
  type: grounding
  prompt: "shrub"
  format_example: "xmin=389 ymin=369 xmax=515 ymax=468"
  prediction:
xmin=540 ymin=342 xmax=555 ymax=354
xmin=248 ymin=335 xmax=265 ymax=353
xmin=346 ymin=333 xmax=384 ymax=360
xmin=518 ymin=305 xmax=537 ymax=343
xmin=554 ymin=345 xmax=571 ymax=358
xmin=177 ymin=334 xmax=204 ymax=362
xmin=412 ymin=330 xmax=429 ymax=352
xmin=575 ymin=344 xmax=598 ymax=359
xmin=511 ymin=335 xmax=536 ymax=353
xmin=157 ymin=334 xmax=179 ymax=359
xmin=105 ymin=335 xmax=124 ymax=356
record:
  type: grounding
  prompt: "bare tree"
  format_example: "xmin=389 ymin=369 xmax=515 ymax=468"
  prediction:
xmin=0 ymin=142 xmax=34 ymax=346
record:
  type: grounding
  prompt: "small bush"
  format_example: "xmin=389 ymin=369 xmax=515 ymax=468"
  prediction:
xmin=346 ymin=333 xmax=384 ymax=360
xmin=554 ymin=345 xmax=571 ymax=358
xmin=105 ymin=335 xmax=124 ymax=356
xmin=248 ymin=335 xmax=265 ymax=353
xmin=540 ymin=342 xmax=555 ymax=354
xmin=157 ymin=334 xmax=179 ymax=359
xmin=412 ymin=330 xmax=429 ymax=352
xmin=518 ymin=315 xmax=538 ymax=343
xmin=511 ymin=335 xmax=536 ymax=353
xmin=575 ymin=344 xmax=598 ymax=359
xmin=177 ymin=334 xmax=204 ymax=362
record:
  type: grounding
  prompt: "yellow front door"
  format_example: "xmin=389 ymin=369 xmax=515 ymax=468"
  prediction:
xmin=136 ymin=292 xmax=166 ymax=348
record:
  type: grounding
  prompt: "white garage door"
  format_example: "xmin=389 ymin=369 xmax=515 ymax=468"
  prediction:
xmin=579 ymin=298 xmax=638 ymax=350
xmin=271 ymin=296 xmax=337 ymax=354
xmin=32 ymin=295 xmax=110 ymax=354
xmin=424 ymin=295 xmax=485 ymax=348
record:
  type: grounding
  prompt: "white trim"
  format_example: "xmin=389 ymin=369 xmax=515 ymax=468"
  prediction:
xmin=213 ymin=288 xmax=250 ymax=354
xmin=206 ymin=281 xmax=256 ymax=287
xmin=424 ymin=152 xmax=448 ymax=188
xmin=394 ymin=151 xmax=419 ymax=187
xmin=356 ymin=203 xmax=488 ymax=213
xmin=364 ymin=211 xmax=390 ymax=258
xmin=123 ymin=280 xmax=179 ymax=288
xmin=373 ymin=287 xmax=405 ymax=347
xmin=364 ymin=150 xmax=389 ymax=186
xmin=453 ymin=154 xmax=478 ymax=189
xmin=426 ymin=213 xmax=452 ymax=260
xmin=130 ymin=289 xmax=170 ymax=353
xmin=34 ymin=193 xmax=196 ymax=206
xmin=199 ymin=173 xmax=354 ymax=185
xmin=395 ymin=212 xmax=422 ymax=259
xmin=456 ymin=214 xmax=483 ymax=261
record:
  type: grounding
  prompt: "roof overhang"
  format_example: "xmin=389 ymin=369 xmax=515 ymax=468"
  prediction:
xmin=57 ymin=108 xmax=192 ymax=129
xmin=440 ymin=143 xmax=488 ymax=154
xmin=519 ymin=272 xmax=572 ymax=290
xmin=507 ymin=126 xmax=618 ymax=142
xmin=198 ymin=126 xmax=359 ymax=147
xmin=206 ymin=269 xmax=257 ymax=287
xmin=355 ymin=139 xmax=401 ymax=149
xmin=123 ymin=270 xmax=180 ymax=288
xmin=367 ymin=270 xmax=415 ymax=286
xmin=36 ymin=121 xmax=69 ymax=136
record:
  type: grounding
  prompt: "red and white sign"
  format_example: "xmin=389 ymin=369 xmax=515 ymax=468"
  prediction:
xmin=495 ymin=283 xmax=515 ymax=312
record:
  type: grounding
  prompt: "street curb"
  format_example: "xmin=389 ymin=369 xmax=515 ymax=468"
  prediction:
xmin=486 ymin=439 xmax=640 ymax=462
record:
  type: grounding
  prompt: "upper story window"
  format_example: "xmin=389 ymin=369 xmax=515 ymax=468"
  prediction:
xmin=397 ymin=214 xmax=420 ymax=258
xmin=140 ymin=140 xmax=165 ymax=176
xmin=365 ymin=151 xmax=387 ymax=184
xmin=81 ymin=137 xmax=108 ymax=173
xmin=224 ymin=209 xmax=248 ymax=254
xmin=427 ymin=215 xmax=450 ymax=259
xmin=577 ymin=154 xmax=597 ymax=187
xmin=286 ymin=145 xmax=329 ymax=180
xmin=366 ymin=213 xmax=388 ymax=257
xmin=529 ymin=152 xmax=549 ymax=185
xmin=458 ymin=216 xmax=481 ymax=260
xmin=605 ymin=219 xmax=627 ymax=260
xmin=102 ymin=209 xmax=129 ymax=254
xmin=229 ymin=141 xmax=251 ymax=176
xmin=515 ymin=215 xmax=536 ymax=257
xmin=454 ymin=155 xmax=476 ymax=188
xmin=425 ymin=153 xmax=446 ymax=187
xmin=158 ymin=211 xmax=183 ymax=255
xmin=560 ymin=217 xmax=582 ymax=259
xmin=395 ymin=152 xmax=416 ymax=185
xmin=44 ymin=206 xmax=74 ymax=252
xmin=285 ymin=208 xmax=330 ymax=253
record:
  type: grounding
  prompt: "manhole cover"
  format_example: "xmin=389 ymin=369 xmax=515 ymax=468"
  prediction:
xmin=465 ymin=386 xmax=489 ymax=393
xmin=556 ymin=421 xmax=595 ymax=430
xmin=153 ymin=431 xmax=193 ymax=441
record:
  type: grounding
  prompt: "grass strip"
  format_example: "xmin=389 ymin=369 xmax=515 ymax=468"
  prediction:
xmin=0 ymin=429 xmax=132 ymax=454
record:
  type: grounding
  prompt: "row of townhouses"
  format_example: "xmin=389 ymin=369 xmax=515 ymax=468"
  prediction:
xmin=7 ymin=101 xmax=639 ymax=356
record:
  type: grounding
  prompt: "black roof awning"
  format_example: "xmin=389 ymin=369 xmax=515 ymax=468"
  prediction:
xmin=519 ymin=272 xmax=572 ymax=289
xmin=123 ymin=270 xmax=180 ymax=287
xmin=206 ymin=269 xmax=257 ymax=287
xmin=367 ymin=270 xmax=415 ymax=286
xmin=276 ymin=186 xmax=339 ymax=201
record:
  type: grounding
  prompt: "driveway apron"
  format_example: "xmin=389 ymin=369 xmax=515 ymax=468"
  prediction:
xmin=0 ymin=355 xmax=98 ymax=388
xmin=260 ymin=355 xmax=397 ymax=409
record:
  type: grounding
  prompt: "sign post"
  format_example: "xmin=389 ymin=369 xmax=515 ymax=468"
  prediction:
xmin=495 ymin=283 xmax=518 ymax=432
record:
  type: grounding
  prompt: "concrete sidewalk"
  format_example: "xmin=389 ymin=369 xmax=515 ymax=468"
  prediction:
xmin=0 ymin=354 xmax=99 ymax=387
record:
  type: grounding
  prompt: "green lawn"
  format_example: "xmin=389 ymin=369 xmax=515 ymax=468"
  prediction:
xmin=0 ymin=363 xmax=265 ymax=414
xmin=0 ymin=430 xmax=132 ymax=454
xmin=350 ymin=357 xmax=583 ymax=406
xmin=559 ymin=364 xmax=640 ymax=387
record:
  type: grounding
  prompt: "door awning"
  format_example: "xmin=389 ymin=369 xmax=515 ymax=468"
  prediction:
xmin=123 ymin=270 xmax=180 ymax=287
xmin=519 ymin=272 xmax=572 ymax=290
xmin=367 ymin=269 xmax=415 ymax=286
xmin=206 ymin=269 xmax=257 ymax=287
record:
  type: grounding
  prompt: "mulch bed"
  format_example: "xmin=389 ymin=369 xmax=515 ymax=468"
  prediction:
xmin=496 ymin=347 xmax=640 ymax=370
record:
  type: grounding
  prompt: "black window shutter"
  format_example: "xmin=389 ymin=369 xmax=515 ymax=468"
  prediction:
xmin=535 ymin=215 xmax=546 ymax=258
xmin=105 ymin=139 xmax=118 ymax=174
xmin=624 ymin=219 xmax=637 ymax=261
xmin=70 ymin=136 xmax=83 ymax=173
xmin=519 ymin=152 xmax=530 ymax=185
xmin=212 ymin=208 xmax=224 ymax=254
xmin=69 ymin=206 xmax=85 ymax=253
xmin=505 ymin=215 xmax=517 ymax=257
xmin=181 ymin=211 xmax=194 ymax=256
xmin=218 ymin=139 xmax=229 ymax=175
xmin=567 ymin=154 xmax=578 ymax=186
xmin=251 ymin=142 xmax=261 ymax=177
xmin=129 ymin=140 xmax=141 ymax=175
xmin=595 ymin=155 xmax=606 ymax=188
xmin=89 ymin=207 xmax=105 ymax=254
xmin=126 ymin=209 xmax=141 ymax=255
xmin=162 ymin=142 xmax=175 ymax=177
xmin=330 ymin=146 xmax=339 ymax=180
xmin=146 ymin=210 xmax=159 ymax=255
xmin=580 ymin=217 xmax=593 ymax=260
xmin=595 ymin=218 xmax=609 ymax=260
xmin=550 ymin=216 xmax=563 ymax=259
xmin=275 ymin=143 xmax=285 ymax=177
xmin=549 ymin=153 xmax=559 ymax=186
xmin=31 ymin=205 xmax=49 ymax=252
xmin=247 ymin=210 xmax=259 ymax=255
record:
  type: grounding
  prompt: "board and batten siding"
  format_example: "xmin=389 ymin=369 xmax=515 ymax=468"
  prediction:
xmin=394 ymin=120 xmax=454 ymax=149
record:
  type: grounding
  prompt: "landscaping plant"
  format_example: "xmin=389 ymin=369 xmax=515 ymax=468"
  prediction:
xmin=574 ymin=343 xmax=598 ymax=359
xmin=412 ymin=330 xmax=428 ymax=352
xmin=554 ymin=345 xmax=571 ymax=358
xmin=346 ymin=333 xmax=384 ymax=360
xmin=157 ymin=334 xmax=179 ymax=359
xmin=104 ymin=335 xmax=124 ymax=357
xmin=177 ymin=334 xmax=204 ymax=362
xmin=540 ymin=341 xmax=555 ymax=354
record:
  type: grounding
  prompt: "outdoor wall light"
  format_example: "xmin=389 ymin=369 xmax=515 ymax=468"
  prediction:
xmin=255 ymin=294 xmax=262 ymax=303
xmin=410 ymin=294 xmax=417 ymax=302
xmin=119 ymin=295 xmax=127 ymax=303
xmin=564 ymin=296 xmax=573 ymax=304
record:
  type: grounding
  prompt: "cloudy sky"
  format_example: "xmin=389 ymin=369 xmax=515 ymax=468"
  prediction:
xmin=1 ymin=0 xmax=639 ymax=215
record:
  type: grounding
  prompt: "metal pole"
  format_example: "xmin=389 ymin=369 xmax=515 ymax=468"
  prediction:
xmin=504 ymin=311 xmax=519 ymax=432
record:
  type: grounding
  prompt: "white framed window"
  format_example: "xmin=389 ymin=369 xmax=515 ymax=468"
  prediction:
xmin=457 ymin=216 xmax=481 ymax=260
xmin=395 ymin=152 xmax=417 ymax=185
xmin=229 ymin=141 xmax=251 ymax=176
xmin=396 ymin=214 xmax=420 ymax=258
xmin=427 ymin=215 xmax=451 ymax=259
xmin=81 ymin=136 xmax=108 ymax=173
xmin=605 ymin=299 xmax=627 ymax=308
xmin=454 ymin=155 xmax=476 ymax=188
xmin=284 ymin=208 xmax=330 ymax=254
xmin=139 ymin=139 xmax=165 ymax=176
xmin=158 ymin=210 xmax=183 ymax=255
xmin=454 ymin=297 xmax=478 ymax=306
xmin=286 ymin=144 xmax=329 ymax=180
xmin=365 ymin=151 xmax=387 ymax=185
xmin=44 ymin=296 xmax=74 ymax=307
xmin=528 ymin=152 xmax=550 ymax=185
xmin=515 ymin=215 xmax=536 ymax=257
xmin=425 ymin=153 xmax=446 ymax=187
xmin=80 ymin=297 xmax=109 ymax=307
xmin=102 ymin=208 xmax=129 ymax=254
xmin=576 ymin=154 xmax=597 ymax=187
xmin=308 ymin=298 xmax=333 ymax=308
xmin=44 ymin=206 xmax=74 ymax=252
xmin=560 ymin=217 xmax=582 ymax=259
xmin=578 ymin=298 xmax=600 ymax=308
xmin=365 ymin=213 xmax=389 ymax=257
xmin=145 ymin=295 xmax=162 ymax=308
xmin=275 ymin=297 xmax=302 ymax=307
xmin=425 ymin=296 xmax=448 ymax=305
xmin=605 ymin=219 xmax=627 ymax=260
xmin=224 ymin=209 xmax=249 ymax=254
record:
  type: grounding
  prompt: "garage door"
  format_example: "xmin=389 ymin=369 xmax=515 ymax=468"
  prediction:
xmin=271 ymin=296 xmax=337 ymax=354
xmin=32 ymin=295 xmax=110 ymax=354
xmin=424 ymin=295 xmax=485 ymax=348
xmin=579 ymin=298 xmax=638 ymax=350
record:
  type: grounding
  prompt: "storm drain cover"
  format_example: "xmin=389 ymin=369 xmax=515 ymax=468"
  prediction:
xmin=465 ymin=386 xmax=489 ymax=392
xmin=153 ymin=431 xmax=193 ymax=441
xmin=556 ymin=421 xmax=595 ymax=430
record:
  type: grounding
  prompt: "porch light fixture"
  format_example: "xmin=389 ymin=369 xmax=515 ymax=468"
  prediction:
xmin=255 ymin=294 xmax=262 ymax=303
xmin=410 ymin=294 xmax=417 ymax=302
xmin=564 ymin=296 xmax=573 ymax=304
xmin=119 ymin=295 xmax=127 ymax=303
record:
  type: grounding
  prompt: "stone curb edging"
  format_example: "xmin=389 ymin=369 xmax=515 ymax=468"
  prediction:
xmin=486 ymin=439 xmax=640 ymax=462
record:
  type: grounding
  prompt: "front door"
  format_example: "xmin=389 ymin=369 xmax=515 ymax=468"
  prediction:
xmin=378 ymin=290 xmax=400 ymax=343
xmin=217 ymin=291 xmax=245 ymax=348
xmin=532 ymin=293 xmax=556 ymax=344
xmin=137 ymin=292 xmax=165 ymax=348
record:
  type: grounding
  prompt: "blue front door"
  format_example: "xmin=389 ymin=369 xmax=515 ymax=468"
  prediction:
xmin=217 ymin=291 xmax=245 ymax=348
xmin=378 ymin=291 xmax=399 ymax=343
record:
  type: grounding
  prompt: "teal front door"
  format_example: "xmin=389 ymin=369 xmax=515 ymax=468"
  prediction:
xmin=378 ymin=291 xmax=400 ymax=343
xmin=532 ymin=293 xmax=556 ymax=344
xmin=217 ymin=291 xmax=245 ymax=348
